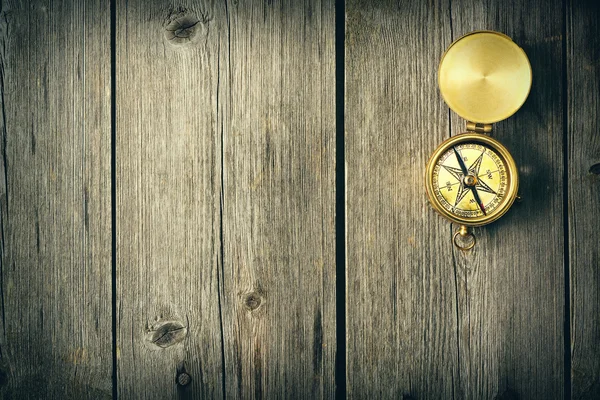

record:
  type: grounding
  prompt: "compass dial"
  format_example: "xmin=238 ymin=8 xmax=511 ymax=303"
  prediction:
xmin=425 ymin=134 xmax=518 ymax=227
xmin=432 ymin=143 xmax=507 ymax=218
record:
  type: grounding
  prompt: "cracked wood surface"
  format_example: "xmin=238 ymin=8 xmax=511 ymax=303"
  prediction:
xmin=345 ymin=0 xmax=565 ymax=398
xmin=0 ymin=0 xmax=112 ymax=398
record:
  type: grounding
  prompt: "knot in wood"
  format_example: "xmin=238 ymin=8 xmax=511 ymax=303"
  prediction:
xmin=164 ymin=15 xmax=202 ymax=45
xmin=244 ymin=292 xmax=262 ymax=311
xmin=589 ymin=163 xmax=600 ymax=175
xmin=176 ymin=372 xmax=191 ymax=386
xmin=147 ymin=321 xmax=187 ymax=349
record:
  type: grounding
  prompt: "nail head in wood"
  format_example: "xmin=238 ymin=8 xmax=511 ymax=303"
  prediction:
xmin=176 ymin=372 xmax=191 ymax=386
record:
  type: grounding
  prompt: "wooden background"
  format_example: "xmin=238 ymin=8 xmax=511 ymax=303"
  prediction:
xmin=0 ymin=0 xmax=598 ymax=398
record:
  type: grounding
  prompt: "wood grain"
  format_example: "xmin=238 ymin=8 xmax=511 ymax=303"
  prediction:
xmin=115 ymin=1 xmax=225 ymax=398
xmin=345 ymin=1 xmax=458 ymax=398
xmin=346 ymin=0 xmax=565 ymax=398
xmin=0 ymin=0 xmax=112 ymax=398
xmin=116 ymin=0 xmax=336 ymax=398
xmin=567 ymin=1 xmax=600 ymax=398
xmin=219 ymin=1 xmax=336 ymax=398
xmin=448 ymin=1 xmax=565 ymax=398
xmin=0 ymin=0 xmax=594 ymax=397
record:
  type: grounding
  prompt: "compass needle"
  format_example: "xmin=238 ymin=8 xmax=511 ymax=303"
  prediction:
xmin=453 ymin=147 xmax=469 ymax=175
xmin=470 ymin=187 xmax=487 ymax=216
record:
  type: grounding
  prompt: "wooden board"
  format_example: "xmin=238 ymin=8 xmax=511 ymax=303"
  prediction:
xmin=3 ymin=0 xmax=597 ymax=397
xmin=345 ymin=1 xmax=458 ymax=398
xmin=115 ymin=1 xmax=225 ymax=398
xmin=116 ymin=0 xmax=336 ymax=398
xmin=219 ymin=1 xmax=336 ymax=398
xmin=448 ymin=1 xmax=565 ymax=398
xmin=567 ymin=1 xmax=600 ymax=398
xmin=345 ymin=0 xmax=565 ymax=398
xmin=0 ymin=1 xmax=112 ymax=398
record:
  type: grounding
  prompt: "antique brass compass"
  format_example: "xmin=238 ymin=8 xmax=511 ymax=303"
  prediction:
xmin=425 ymin=31 xmax=532 ymax=250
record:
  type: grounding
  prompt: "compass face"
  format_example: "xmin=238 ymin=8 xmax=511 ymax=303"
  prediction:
xmin=425 ymin=134 xmax=519 ymax=227
xmin=432 ymin=143 xmax=507 ymax=218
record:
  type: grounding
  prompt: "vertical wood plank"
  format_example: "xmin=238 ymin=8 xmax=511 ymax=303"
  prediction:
xmin=116 ymin=1 xmax=225 ymax=398
xmin=448 ymin=1 xmax=564 ymax=398
xmin=345 ymin=1 xmax=458 ymax=398
xmin=568 ymin=1 xmax=600 ymax=398
xmin=0 ymin=0 xmax=112 ymax=398
xmin=346 ymin=0 xmax=565 ymax=398
xmin=220 ymin=1 xmax=336 ymax=398
xmin=451 ymin=0 xmax=565 ymax=399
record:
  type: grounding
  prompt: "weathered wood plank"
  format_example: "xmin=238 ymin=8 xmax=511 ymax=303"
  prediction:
xmin=447 ymin=1 xmax=565 ymax=398
xmin=568 ymin=1 xmax=600 ymax=398
xmin=116 ymin=1 xmax=225 ymax=398
xmin=346 ymin=0 xmax=565 ymax=398
xmin=219 ymin=1 xmax=336 ymax=398
xmin=447 ymin=1 xmax=566 ymax=399
xmin=0 ymin=1 xmax=112 ymax=398
xmin=345 ymin=1 xmax=459 ymax=398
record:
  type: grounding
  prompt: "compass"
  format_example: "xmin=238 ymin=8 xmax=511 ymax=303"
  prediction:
xmin=425 ymin=31 xmax=531 ymax=249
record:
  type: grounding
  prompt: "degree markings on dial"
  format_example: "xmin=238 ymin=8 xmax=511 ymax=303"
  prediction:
xmin=479 ymin=169 xmax=498 ymax=177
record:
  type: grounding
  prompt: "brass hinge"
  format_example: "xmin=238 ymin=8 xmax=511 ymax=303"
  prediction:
xmin=466 ymin=121 xmax=493 ymax=133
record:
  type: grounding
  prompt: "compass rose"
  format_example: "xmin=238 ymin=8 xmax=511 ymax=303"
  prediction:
xmin=442 ymin=148 xmax=497 ymax=215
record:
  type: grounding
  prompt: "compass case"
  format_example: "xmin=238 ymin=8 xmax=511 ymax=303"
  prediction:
xmin=425 ymin=133 xmax=519 ymax=227
xmin=438 ymin=31 xmax=532 ymax=124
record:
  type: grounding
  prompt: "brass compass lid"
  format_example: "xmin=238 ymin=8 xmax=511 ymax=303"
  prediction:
xmin=438 ymin=31 xmax=532 ymax=124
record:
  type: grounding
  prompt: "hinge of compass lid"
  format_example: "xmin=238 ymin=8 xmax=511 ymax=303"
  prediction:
xmin=466 ymin=121 xmax=493 ymax=133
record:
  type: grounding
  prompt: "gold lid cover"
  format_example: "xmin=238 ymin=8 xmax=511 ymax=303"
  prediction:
xmin=438 ymin=31 xmax=532 ymax=124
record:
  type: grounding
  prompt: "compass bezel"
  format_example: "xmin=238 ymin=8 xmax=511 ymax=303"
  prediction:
xmin=425 ymin=133 xmax=519 ymax=227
